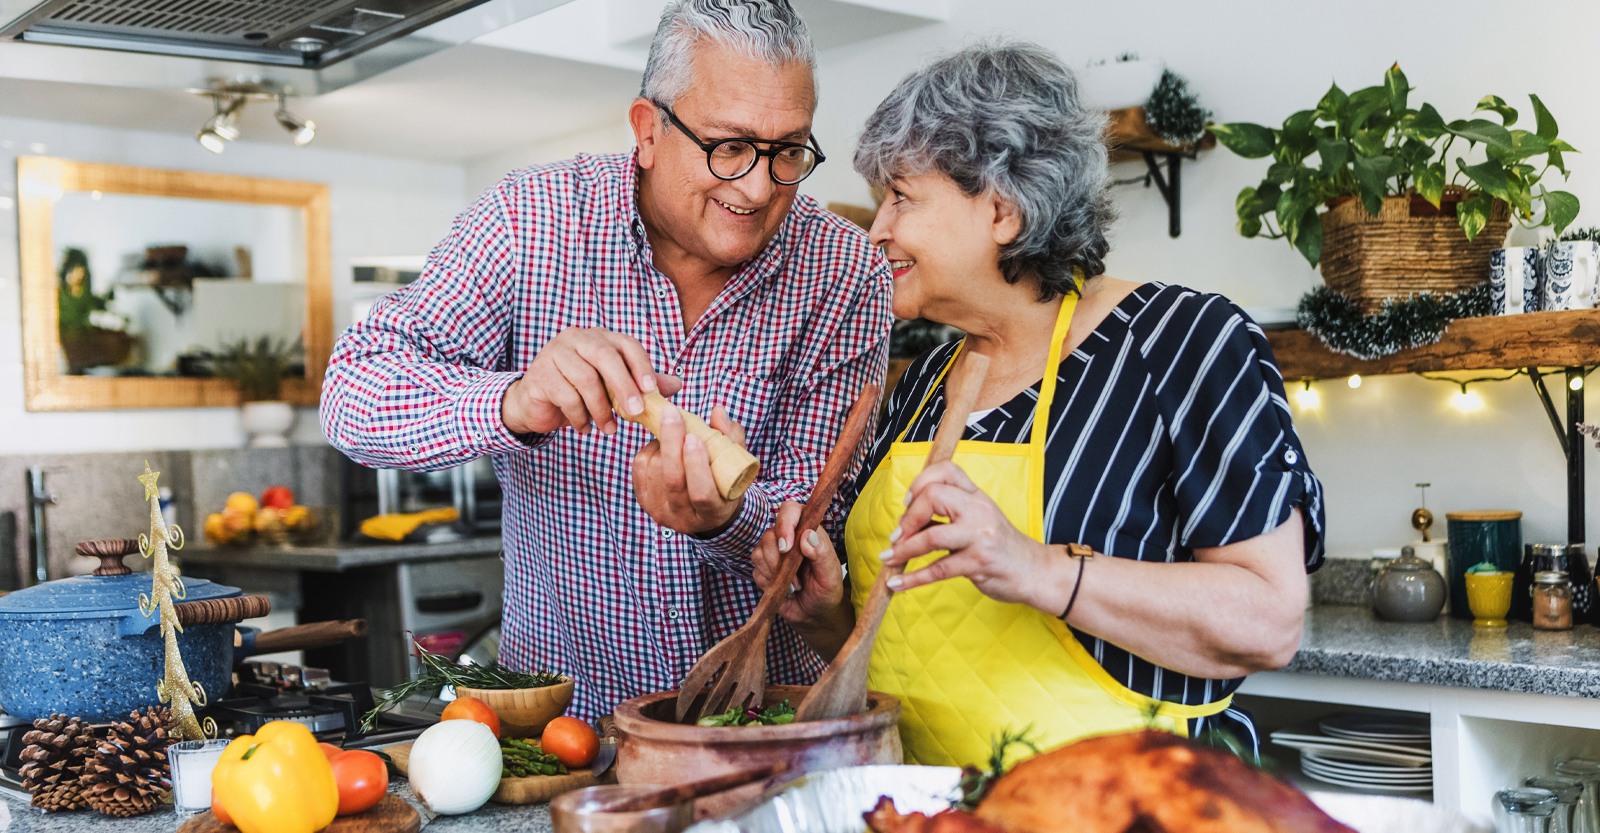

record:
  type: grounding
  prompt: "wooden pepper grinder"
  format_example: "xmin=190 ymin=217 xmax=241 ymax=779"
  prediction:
xmin=610 ymin=390 xmax=761 ymax=501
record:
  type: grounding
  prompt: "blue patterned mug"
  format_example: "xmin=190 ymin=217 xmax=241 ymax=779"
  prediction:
xmin=1542 ymin=241 xmax=1600 ymax=311
xmin=1490 ymin=247 xmax=1542 ymax=314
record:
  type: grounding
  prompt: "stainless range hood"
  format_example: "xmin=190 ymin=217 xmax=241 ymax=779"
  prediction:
xmin=0 ymin=0 xmax=571 ymax=93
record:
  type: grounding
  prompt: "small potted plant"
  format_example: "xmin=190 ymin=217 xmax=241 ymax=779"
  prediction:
xmin=196 ymin=336 xmax=302 ymax=447
xmin=1212 ymin=64 xmax=1579 ymax=312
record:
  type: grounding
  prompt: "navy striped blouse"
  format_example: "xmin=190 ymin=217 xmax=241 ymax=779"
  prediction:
xmin=843 ymin=282 xmax=1326 ymax=717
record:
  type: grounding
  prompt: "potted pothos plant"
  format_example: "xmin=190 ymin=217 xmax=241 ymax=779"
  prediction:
xmin=1211 ymin=64 xmax=1579 ymax=311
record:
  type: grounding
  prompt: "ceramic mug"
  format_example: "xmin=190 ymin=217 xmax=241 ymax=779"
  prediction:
xmin=1490 ymin=247 xmax=1543 ymax=314
xmin=1543 ymin=241 xmax=1600 ymax=311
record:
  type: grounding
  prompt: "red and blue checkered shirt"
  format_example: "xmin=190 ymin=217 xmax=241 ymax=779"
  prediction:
xmin=321 ymin=151 xmax=893 ymax=720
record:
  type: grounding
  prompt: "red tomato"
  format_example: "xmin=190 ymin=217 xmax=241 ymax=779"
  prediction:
xmin=260 ymin=485 xmax=295 ymax=510
xmin=328 ymin=749 xmax=388 ymax=816
xmin=211 ymin=789 xmax=234 ymax=826
xmin=440 ymin=695 xmax=501 ymax=738
xmin=319 ymin=742 xmax=344 ymax=760
xmin=541 ymin=716 xmax=599 ymax=767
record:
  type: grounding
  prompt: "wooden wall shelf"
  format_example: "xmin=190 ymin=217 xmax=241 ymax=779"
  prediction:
xmin=1266 ymin=309 xmax=1600 ymax=381
xmin=1105 ymin=107 xmax=1215 ymax=238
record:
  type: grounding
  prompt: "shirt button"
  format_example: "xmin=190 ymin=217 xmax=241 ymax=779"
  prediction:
xmin=662 ymin=528 xmax=675 ymax=539
xmin=408 ymin=445 xmax=418 ymax=453
xmin=655 ymin=287 xmax=668 ymax=299
xmin=667 ymin=608 xmax=680 ymax=620
xmin=1284 ymin=448 xmax=1299 ymax=465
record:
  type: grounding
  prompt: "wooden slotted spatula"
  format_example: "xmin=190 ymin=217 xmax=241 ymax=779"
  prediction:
xmin=794 ymin=351 xmax=990 ymax=723
xmin=674 ymin=383 xmax=883 ymax=724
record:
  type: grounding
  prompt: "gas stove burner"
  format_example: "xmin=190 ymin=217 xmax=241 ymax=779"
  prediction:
xmin=256 ymin=705 xmax=346 ymax=734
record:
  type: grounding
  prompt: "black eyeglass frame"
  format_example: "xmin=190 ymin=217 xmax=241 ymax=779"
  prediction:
xmin=653 ymin=100 xmax=826 ymax=185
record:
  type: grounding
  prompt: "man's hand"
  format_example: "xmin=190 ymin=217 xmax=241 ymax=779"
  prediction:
xmin=633 ymin=404 xmax=747 ymax=536
xmin=501 ymin=327 xmax=682 ymax=436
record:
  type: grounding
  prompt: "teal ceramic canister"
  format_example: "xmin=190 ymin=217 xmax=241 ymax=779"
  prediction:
xmin=1445 ymin=510 xmax=1523 ymax=620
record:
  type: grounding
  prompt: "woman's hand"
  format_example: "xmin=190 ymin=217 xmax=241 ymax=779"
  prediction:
xmin=751 ymin=501 xmax=846 ymax=625
xmin=882 ymin=461 xmax=1066 ymax=612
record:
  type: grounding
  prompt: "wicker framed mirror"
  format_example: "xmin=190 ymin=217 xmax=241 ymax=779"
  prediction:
xmin=17 ymin=156 xmax=330 ymax=411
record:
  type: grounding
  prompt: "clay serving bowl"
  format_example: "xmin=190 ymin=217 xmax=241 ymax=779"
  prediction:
xmin=457 ymin=677 xmax=575 ymax=738
xmin=614 ymin=685 xmax=902 ymax=819
xmin=551 ymin=785 xmax=694 ymax=833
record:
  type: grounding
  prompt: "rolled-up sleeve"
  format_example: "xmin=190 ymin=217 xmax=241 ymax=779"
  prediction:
xmin=1154 ymin=298 xmax=1326 ymax=571
xmin=321 ymin=185 xmax=544 ymax=471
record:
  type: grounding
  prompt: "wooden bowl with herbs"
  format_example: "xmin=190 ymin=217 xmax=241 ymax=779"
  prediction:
xmin=365 ymin=644 xmax=573 ymax=739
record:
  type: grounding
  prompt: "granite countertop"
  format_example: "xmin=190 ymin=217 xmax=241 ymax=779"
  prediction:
xmin=176 ymin=537 xmax=503 ymax=572
xmin=1 ymin=780 xmax=552 ymax=833
xmin=1286 ymin=604 xmax=1600 ymax=698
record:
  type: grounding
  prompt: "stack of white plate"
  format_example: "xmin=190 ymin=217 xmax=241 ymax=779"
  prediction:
xmin=1270 ymin=713 xmax=1432 ymax=794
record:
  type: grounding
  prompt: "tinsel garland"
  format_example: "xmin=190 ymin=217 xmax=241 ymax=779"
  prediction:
xmin=1296 ymin=283 xmax=1493 ymax=360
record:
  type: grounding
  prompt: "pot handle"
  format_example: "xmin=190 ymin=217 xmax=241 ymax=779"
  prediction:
xmin=77 ymin=539 xmax=139 ymax=575
xmin=173 ymin=595 xmax=272 ymax=627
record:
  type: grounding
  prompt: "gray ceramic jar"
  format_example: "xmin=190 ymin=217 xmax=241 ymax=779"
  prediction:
xmin=1374 ymin=545 xmax=1449 ymax=622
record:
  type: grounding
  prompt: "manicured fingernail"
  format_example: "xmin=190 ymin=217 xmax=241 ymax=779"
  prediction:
xmin=602 ymin=422 xmax=616 ymax=435
xmin=878 ymin=548 xmax=894 ymax=562
xmin=778 ymin=538 xmax=790 ymax=552
xmin=888 ymin=527 xmax=901 ymax=543
xmin=903 ymin=491 xmax=912 ymax=506
xmin=642 ymin=376 xmax=657 ymax=392
xmin=807 ymin=530 xmax=820 ymax=548
xmin=685 ymin=434 xmax=701 ymax=453
xmin=887 ymin=576 xmax=903 ymax=590
xmin=627 ymin=396 xmax=644 ymax=415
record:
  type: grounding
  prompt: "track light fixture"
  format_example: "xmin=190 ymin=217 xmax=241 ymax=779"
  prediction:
xmin=275 ymin=95 xmax=315 ymax=146
xmin=191 ymin=80 xmax=317 ymax=153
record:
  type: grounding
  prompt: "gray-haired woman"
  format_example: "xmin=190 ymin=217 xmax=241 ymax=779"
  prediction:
xmin=753 ymin=41 xmax=1326 ymax=766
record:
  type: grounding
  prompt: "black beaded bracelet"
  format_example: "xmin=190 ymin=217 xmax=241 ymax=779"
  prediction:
xmin=1058 ymin=543 xmax=1093 ymax=622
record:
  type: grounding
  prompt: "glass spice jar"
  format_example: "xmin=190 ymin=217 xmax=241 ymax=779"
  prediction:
xmin=1533 ymin=570 xmax=1575 ymax=631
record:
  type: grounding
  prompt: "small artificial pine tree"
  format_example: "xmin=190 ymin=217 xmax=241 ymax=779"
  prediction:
xmin=1144 ymin=69 xmax=1211 ymax=147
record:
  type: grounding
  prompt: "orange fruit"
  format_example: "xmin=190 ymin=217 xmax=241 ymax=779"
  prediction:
xmin=440 ymin=695 xmax=501 ymax=738
xmin=541 ymin=716 xmax=599 ymax=767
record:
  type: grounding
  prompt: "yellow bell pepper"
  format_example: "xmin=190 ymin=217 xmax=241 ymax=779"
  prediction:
xmin=212 ymin=721 xmax=339 ymax=833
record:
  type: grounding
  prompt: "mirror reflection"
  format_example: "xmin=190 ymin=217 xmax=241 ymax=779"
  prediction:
xmin=52 ymin=192 xmax=308 ymax=378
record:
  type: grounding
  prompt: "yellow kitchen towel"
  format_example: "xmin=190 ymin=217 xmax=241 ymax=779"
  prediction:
xmin=359 ymin=507 xmax=459 ymax=541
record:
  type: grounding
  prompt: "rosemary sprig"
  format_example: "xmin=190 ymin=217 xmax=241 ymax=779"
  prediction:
xmin=361 ymin=640 xmax=564 ymax=732
xmin=953 ymin=726 xmax=1039 ymax=811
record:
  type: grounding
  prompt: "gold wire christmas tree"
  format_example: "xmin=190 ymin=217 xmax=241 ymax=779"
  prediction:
xmin=135 ymin=461 xmax=211 ymax=740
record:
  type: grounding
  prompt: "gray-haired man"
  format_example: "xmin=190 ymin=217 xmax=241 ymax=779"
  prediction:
xmin=322 ymin=0 xmax=891 ymax=718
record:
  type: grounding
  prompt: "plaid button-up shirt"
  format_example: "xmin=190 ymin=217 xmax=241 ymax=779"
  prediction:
xmin=321 ymin=151 xmax=892 ymax=720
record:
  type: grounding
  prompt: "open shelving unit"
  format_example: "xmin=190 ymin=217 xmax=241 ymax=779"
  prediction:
xmin=1266 ymin=308 xmax=1600 ymax=545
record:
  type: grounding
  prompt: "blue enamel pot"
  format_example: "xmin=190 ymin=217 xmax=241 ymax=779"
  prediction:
xmin=0 ymin=546 xmax=270 ymax=722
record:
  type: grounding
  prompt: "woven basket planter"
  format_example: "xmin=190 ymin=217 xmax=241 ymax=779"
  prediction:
xmin=1319 ymin=189 xmax=1511 ymax=314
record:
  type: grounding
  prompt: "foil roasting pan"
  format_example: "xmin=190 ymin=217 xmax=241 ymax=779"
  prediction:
xmin=686 ymin=766 xmax=961 ymax=833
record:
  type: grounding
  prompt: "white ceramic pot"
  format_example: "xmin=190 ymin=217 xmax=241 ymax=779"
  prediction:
xmin=241 ymin=400 xmax=294 ymax=448
xmin=1077 ymin=59 xmax=1165 ymax=111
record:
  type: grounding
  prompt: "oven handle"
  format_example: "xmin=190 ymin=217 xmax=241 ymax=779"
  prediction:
xmin=415 ymin=590 xmax=484 ymax=614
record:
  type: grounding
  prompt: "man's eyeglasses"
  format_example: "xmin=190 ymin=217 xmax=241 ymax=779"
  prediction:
xmin=654 ymin=101 xmax=825 ymax=186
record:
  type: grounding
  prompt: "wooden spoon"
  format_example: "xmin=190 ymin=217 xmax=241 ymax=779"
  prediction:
xmin=674 ymin=383 xmax=882 ymax=724
xmin=793 ymin=352 xmax=990 ymax=723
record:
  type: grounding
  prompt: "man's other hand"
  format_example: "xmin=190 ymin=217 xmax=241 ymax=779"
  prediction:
xmin=501 ymin=327 xmax=681 ymax=435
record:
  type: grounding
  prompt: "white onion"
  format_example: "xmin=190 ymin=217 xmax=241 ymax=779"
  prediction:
xmin=408 ymin=719 xmax=503 ymax=814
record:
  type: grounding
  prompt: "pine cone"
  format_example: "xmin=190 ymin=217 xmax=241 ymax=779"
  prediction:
xmin=18 ymin=713 xmax=95 ymax=811
xmin=81 ymin=706 xmax=175 ymax=818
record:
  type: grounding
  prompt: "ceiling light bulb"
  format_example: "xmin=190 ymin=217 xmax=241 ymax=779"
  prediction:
xmin=197 ymin=129 xmax=227 ymax=154
xmin=1347 ymin=374 xmax=1362 ymax=389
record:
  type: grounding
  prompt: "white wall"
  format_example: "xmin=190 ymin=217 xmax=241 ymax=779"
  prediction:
xmin=508 ymin=0 xmax=1600 ymax=558
xmin=0 ymin=115 xmax=466 ymax=454
xmin=464 ymin=121 xmax=637 ymax=201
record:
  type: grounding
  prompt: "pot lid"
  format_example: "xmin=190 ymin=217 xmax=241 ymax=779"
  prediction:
xmin=0 ymin=540 xmax=239 ymax=617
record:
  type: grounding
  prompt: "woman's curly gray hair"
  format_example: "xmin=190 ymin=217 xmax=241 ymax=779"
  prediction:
xmin=854 ymin=40 xmax=1114 ymax=299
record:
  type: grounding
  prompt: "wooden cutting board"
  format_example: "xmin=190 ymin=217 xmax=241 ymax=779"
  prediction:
xmin=177 ymin=794 xmax=420 ymax=833
xmin=385 ymin=741 xmax=597 ymax=805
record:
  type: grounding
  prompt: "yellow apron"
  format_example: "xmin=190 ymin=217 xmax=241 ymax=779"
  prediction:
xmin=844 ymin=296 xmax=1231 ymax=767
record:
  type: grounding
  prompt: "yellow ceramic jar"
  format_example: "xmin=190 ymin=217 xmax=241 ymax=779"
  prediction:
xmin=1465 ymin=572 xmax=1514 ymax=627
